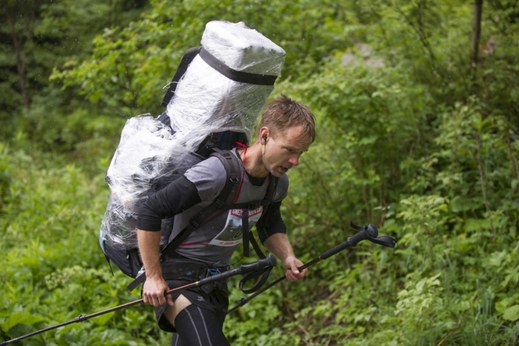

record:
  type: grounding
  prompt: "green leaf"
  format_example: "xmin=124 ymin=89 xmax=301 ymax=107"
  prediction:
xmin=92 ymin=311 xmax=115 ymax=326
xmin=0 ymin=312 xmax=46 ymax=333
xmin=503 ymin=305 xmax=519 ymax=322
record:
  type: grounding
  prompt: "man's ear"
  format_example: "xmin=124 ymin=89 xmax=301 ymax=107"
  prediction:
xmin=258 ymin=127 xmax=270 ymax=143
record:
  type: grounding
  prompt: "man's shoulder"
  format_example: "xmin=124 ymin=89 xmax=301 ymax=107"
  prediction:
xmin=273 ymin=174 xmax=289 ymax=201
xmin=276 ymin=174 xmax=289 ymax=186
xmin=183 ymin=154 xmax=229 ymax=190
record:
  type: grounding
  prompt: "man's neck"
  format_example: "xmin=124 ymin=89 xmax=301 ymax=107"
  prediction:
xmin=238 ymin=143 xmax=269 ymax=178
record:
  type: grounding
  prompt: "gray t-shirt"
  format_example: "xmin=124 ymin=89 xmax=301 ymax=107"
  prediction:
xmin=169 ymin=149 xmax=288 ymax=265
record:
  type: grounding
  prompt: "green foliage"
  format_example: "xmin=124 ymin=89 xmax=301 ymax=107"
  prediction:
xmin=12 ymin=98 xmax=125 ymax=174
xmin=1 ymin=0 xmax=148 ymax=164
xmin=0 ymin=143 xmax=171 ymax=345
xmin=278 ymin=59 xmax=431 ymax=249
xmin=360 ymin=0 xmax=519 ymax=120
xmin=52 ymin=0 xmax=355 ymax=117
xmin=2 ymin=0 xmax=519 ymax=344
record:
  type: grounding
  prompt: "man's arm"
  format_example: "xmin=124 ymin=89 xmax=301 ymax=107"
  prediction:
xmin=263 ymin=232 xmax=307 ymax=282
xmin=138 ymin=230 xmax=173 ymax=307
xmin=256 ymin=201 xmax=306 ymax=281
xmin=137 ymin=175 xmax=202 ymax=307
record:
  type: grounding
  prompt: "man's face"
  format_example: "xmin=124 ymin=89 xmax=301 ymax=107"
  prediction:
xmin=262 ymin=125 xmax=312 ymax=177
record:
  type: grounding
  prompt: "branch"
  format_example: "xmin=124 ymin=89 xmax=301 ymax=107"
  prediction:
xmin=393 ymin=1 xmax=437 ymax=62
xmin=436 ymin=317 xmax=463 ymax=346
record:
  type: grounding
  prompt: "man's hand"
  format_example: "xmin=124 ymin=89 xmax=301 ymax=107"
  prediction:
xmin=263 ymin=233 xmax=308 ymax=282
xmin=284 ymin=255 xmax=307 ymax=282
xmin=142 ymin=276 xmax=174 ymax=307
xmin=138 ymin=230 xmax=173 ymax=307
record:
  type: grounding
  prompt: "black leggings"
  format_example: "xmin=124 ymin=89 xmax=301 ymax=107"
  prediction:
xmin=171 ymin=305 xmax=230 ymax=346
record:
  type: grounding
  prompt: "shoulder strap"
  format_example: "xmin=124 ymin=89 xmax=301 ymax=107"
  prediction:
xmin=157 ymin=150 xmax=241 ymax=260
xmin=161 ymin=46 xmax=202 ymax=107
xmin=239 ymin=174 xmax=279 ymax=257
xmin=203 ymin=150 xmax=278 ymax=259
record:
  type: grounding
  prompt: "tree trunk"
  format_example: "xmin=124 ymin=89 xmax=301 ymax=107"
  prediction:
xmin=471 ymin=0 xmax=484 ymax=68
xmin=6 ymin=5 xmax=30 ymax=109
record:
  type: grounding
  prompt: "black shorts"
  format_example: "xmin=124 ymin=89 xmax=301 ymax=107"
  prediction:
xmin=154 ymin=258 xmax=230 ymax=333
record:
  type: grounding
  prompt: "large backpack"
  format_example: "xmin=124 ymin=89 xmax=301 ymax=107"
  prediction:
xmin=98 ymin=21 xmax=285 ymax=286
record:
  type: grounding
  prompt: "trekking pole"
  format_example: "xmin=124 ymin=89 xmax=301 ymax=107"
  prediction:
xmin=227 ymin=222 xmax=396 ymax=314
xmin=0 ymin=255 xmax=276 ymax=346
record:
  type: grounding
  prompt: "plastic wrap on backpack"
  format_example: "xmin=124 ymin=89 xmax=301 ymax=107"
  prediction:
xmin=100 ymin=115 xmax=182 ymax=249
xmin=166 ymin=20 xmax=286 ymax=149
xmin=100 ymin=21 xmax=285 ymax=250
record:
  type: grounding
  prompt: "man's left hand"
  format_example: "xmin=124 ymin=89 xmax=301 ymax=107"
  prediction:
xmin=284 ymin=255 xmax=307 ymax=282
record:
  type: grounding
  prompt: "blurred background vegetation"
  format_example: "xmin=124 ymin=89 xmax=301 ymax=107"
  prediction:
xmin=1 ymin=0 xmax=518 ymax=345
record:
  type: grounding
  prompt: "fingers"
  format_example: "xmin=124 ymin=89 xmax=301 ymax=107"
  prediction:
xmin=143 ymin=288 xmax=166 ymax=306
xmin=286 ymin=267 xmax=307 ymax=281
xmin=166 ymin=293 xmax=175 ymax=307
xmin=284 ymin=256 xmax=307 ymax=282
xmin=142 ymin=279 xmax=173 ymax=307
xmin=286 ymin=261 xmax=300 ymax=282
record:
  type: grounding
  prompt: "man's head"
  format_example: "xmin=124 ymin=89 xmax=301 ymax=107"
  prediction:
xmin=255 ymin=95 xmax=316 ymax=177
xmin=257 ymin=94 xmax=316 ymax=145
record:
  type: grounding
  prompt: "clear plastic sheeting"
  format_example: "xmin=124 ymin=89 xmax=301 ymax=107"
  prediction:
xmin=167 ymin=20 xmax=286 ymax=148
xmin=100 ymin=115 xmax=181 ymax=250
xmin=100 ymin=20 xmax=285 ymax=250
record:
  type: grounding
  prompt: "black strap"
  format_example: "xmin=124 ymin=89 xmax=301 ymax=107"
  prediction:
xmin=249 ymin=232 xmax=265 ymax=259
xmin=161 ymin=46 xmax=278 ymax=108
xmin=242 ymin=209 xmax=250 ymax=257
xmin=238 ymin=261 xmax=273 ymax=294
xmin=238 ymin=174 xmax=278 ymax=258
xmin=161 ymin=150 xmax=240 ymax=260
xmin=199 ymin=48 xmax=278 ymax=86
xmin=161 ymin=46 xmax=202 ymax=107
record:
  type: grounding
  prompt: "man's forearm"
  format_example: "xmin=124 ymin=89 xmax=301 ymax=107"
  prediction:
xmin=264 ymin=232 xmax=306 ymax=281
xmin=137 ymin=230 xmax=163 ymax=279
xmin=263 ymin=233 xmax=295 ymax=262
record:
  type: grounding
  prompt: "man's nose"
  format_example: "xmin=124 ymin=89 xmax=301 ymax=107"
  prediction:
xmin=288 ymin=155 xmax=300 ymax=166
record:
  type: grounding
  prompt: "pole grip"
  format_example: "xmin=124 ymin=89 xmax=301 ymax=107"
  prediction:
xmin=320 ymin=224 xmax=378 ymax=260
xmin=195 ymin=254 xmax=277 ymax=286
xmin=239 ymin=254 xmax=277 ymax=274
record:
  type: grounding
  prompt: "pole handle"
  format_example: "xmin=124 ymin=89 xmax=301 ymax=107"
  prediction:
xmin=320 ymin=223 xmax=378 ymax=260
xmin=239 ymin=254 xmax=277 ymax=274
xmin=163 ymin=254 xmax=278 ymax=293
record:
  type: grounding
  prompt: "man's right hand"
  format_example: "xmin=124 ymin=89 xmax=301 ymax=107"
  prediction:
xmin=142 ymin=276 xmax=174 ymax=307
xmin=138 ymin=230 xmax=174 ymax=307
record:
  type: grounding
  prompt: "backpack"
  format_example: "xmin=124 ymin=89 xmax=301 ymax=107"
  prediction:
xmin=98 ymin=21 xmax=286 ymax=285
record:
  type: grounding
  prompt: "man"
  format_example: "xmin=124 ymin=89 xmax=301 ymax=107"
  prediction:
xmin=137 ymin=94 xmax=316 ymax=345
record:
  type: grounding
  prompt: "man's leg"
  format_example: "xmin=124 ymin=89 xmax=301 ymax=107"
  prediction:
xmin=164 ymin=294 xmax=192 ymax=326
xmin=170 ymin=304 xmax=230 ymax=346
